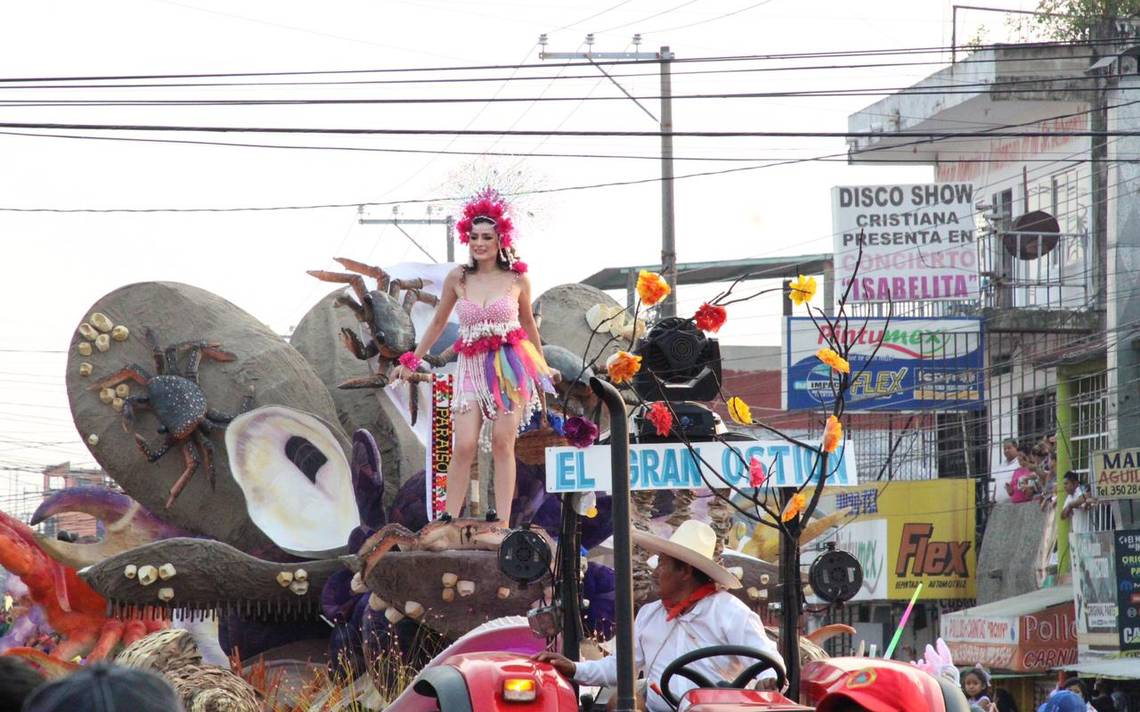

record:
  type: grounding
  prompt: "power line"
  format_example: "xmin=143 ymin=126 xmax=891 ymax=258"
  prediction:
xmin=0 ymin=74 xmax=1121 ymax=107
xmin=0 ymin=39 xmax=1122 ymax=85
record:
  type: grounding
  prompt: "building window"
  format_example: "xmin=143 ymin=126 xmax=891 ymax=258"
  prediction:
xmin=1068 ymin=371 xmax=1107 ymax=478
xmin=1017 ymin=389 xmax=1056 ymax=450
xmin=936 ymin=410 xmax=988 ymax=478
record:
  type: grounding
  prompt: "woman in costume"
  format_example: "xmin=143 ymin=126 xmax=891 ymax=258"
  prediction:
xmin=393 ymin=189 xmax=556 ymax=525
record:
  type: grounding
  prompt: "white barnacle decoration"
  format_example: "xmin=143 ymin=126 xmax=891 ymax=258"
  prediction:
xmin=111 ymin=325 xmax=130 ymax=342
xmin=123 ymin=564 xmax=137 ymax=579
xmin=158 ymin=563 xmax=176 ymax=580
xmin=95 ymin=334 xmax=111 ymax=353
xmin=137 ymin=565 xmax=159 ymax=586
xmin=78 ymin=323 xmax=99 ymax=341
xmin=78 ymin=342 xmax=93 ymax=357
xmin=79 ymin=363 xmax=93 ymax=377
xmin=90 ymin=313 xmax=114 ymax=332
xmin=157 ymin=587 xmax=175 ymax=602
xmin=225 ymin=406 xmax=358 ymax=558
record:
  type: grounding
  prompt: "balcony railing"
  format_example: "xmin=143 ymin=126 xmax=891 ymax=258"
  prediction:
xmin=979 ymin=230 xmax=1091 ymax=311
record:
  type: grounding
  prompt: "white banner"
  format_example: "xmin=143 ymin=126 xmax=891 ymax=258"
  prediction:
xmin=832 ymin=183 xmax=978 ymax=303
xmin=545 ymin=440 xmax=857 ymax=493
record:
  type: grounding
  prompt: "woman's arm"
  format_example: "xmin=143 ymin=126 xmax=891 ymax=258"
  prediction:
xmin=394 ymin=270 xmax=458 ymax=379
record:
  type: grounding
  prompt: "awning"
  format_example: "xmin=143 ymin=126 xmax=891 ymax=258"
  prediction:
xmin=943 ymin=585 xmax=1076 ymax=673
xmin=1061 ymin=658 xmax=1140 ymax=680
xmin=957 ymin=585 xmax=1073 ymax=617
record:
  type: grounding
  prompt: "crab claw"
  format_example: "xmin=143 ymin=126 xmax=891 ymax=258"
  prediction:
xmin=28 ymin=486 xmax=195 ymax=570
xmin=2 ymin=648 xmax=81 ymax=680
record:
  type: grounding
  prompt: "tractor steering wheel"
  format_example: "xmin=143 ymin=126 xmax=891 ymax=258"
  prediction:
xmin=657 ymin=645 xmax=787 ymax=709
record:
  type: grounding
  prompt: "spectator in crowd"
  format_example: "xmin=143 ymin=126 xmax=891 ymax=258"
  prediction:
xmin=1041 ymin=691 xmax=1094 ymax=712
xmin=993 ymin=439 xmax=1021 ymax=504
xmin=21 ymin=662 xmax=184 ymax=712
xmin=0 ymin=657 xmax=44 ymax=712
xmin=1060 ymin=471 xmax=1093 ymax=534
xmin=1006 ymin=448 xmax=1040 ymax=504
xmin=1061 ymin=678 xmax=1097 ymax=712
xmin=1106 ymin=680 xmax=1129 ymax=712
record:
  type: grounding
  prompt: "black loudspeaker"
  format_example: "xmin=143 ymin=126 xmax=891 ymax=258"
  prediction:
xmin=809 ymin=545 xmax=863 ymax=604
xmin=635 ymin=401 xmax=719 ymax=442
xmin=633 ymin=317 xmax=722 ymax=402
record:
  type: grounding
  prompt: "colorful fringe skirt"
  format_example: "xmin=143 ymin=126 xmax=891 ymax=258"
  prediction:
xmin=453 ymin=327 xmax=556 ymax=423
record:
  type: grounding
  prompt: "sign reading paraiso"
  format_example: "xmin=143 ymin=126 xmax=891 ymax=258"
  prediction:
xmin=833 ymin=182 xmax=978 ymax=303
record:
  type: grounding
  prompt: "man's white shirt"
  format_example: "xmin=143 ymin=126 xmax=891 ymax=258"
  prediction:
xmin=573 ymin=591 xmax=784 ymax=712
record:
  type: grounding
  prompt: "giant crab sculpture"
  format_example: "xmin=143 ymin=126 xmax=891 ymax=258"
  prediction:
xmin=308 ymin=258 xmax=443 ymax=423
xmin=0 ymin=510 xmax=166 ymax=662
xmin=92 ymin=328 xmax=253 ymax=508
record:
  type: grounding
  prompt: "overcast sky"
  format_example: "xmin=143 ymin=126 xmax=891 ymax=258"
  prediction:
xmin=0 ymin=0 xmax=1037 ymax=502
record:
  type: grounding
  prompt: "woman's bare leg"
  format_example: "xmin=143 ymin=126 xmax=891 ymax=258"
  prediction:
xmin=445 ymin=407 xmax=483 ymax=519
xmin=489 ymin=407 xmax=523 ymax=524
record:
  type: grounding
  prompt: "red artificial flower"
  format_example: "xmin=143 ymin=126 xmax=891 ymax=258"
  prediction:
xmin=646 ymin=401 xmax=673 ymax=437
xmin=694 ymin=303 xmax=727 ymax=333
xmin=749 ymin=456 xmax=766 ymax=487
xmin=512 ymin=261 xmax=528 ymax=274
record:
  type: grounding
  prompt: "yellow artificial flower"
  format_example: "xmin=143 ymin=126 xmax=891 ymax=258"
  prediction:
xmin=822 ymin=415 xmax=843 ymax=454
xmin=781 ymin=492 xmax=807 ymax=522
xmin=726 ymin=396 xmax=752 ymax=425
xmin=788 ymin=274 xmax=817 ymax=306
xmin=606 ymin=351 xmax=642 ymax=384
xmin=636 ymin=270 xmax=671 ymax=307
xmin=816 ymin=347 xmax=850 ymax=374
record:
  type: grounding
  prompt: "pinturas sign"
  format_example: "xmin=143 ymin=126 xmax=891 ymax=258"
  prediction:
xmin=832 ymin=183 xmax=979 ymax=303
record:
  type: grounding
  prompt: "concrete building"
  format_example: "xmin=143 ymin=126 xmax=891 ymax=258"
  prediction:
xmin=848 ymin=41 xmax=1139 ymax=693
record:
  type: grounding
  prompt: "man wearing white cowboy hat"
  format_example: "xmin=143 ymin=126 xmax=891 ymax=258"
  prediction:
xmin=534 ymin=520 xmax=784 ymax=711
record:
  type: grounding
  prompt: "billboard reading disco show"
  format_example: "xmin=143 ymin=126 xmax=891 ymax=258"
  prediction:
xmin=833 ymin=183 xmax=979 ymax=303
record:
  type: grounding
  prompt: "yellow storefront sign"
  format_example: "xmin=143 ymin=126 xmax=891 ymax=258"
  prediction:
xmin=828 ymin=479 xmax=976 ymax=600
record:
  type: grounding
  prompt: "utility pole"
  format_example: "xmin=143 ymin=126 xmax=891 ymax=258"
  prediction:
xmin=358 ymin=205 xmax=455 ymax=263
xmin=659 ymin=45 xmax=677 ymax=319
xmin=540 ymin=35 xmax=677 ymax=316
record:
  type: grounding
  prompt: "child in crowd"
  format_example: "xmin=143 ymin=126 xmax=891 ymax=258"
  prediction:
xmin=1060 ymin=471 xmax=1093 ymax=534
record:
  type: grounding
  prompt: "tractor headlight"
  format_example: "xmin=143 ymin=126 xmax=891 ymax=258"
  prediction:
xmin=502 ymin=678 xmax=537 ymax=702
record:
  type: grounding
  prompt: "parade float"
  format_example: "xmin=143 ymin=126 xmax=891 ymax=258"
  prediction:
xmin=0 ymin=223 xmax=973 ymax=711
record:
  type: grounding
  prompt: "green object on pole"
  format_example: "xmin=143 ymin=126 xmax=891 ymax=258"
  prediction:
xmin=884 ymin=583 xmax=923 ymax=659
xmin=1055 ymin=370 xmax=1073 ymax=577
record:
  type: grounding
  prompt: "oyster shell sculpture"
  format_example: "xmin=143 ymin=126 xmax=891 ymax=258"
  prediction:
xmin=225 ymin=405 xmax=359 ymax=558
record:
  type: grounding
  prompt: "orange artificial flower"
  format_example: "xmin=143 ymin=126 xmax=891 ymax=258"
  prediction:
xmin=816 ymin=347 xmax=850 ymax=374
xmin=636 ymin=270 xmax=671 ymax=307
xmin=788 ymin=274 xmax=817 ymax=306
xmin=726 ymin=397 xmax=752 ymax=426
xmin=606 ymin=351 xmax=642 ymax=384
xmin=781 ymin=492 xmax=807 ymax=522
xmin=822 ymin=415 xmax=843 ymax=453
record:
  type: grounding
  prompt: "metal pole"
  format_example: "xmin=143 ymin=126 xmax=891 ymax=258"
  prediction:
xmin=560 ymin=492 xmax=581 ymax=661
xmin=590 ymin=376 xmax=634 ymax=712
xmin=778 ymin=488 xmax=802 ymax=697
xmin=446 ymin=215 xmax=455 ymax=263
xmin=659 ymin=46 xmax=677 ymax=319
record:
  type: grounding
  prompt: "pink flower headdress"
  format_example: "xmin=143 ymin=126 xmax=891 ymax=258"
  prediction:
xmin=456 ymin=187 xmax=526 ymax=273
xmin=456 ymin=188 xmax=515 ymax=248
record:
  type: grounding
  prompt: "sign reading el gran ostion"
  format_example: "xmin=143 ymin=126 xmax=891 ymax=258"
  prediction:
xmin=832 ymin=183 xmax=978 ymax=303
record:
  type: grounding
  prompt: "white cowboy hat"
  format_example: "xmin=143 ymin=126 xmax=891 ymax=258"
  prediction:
xmin=633 ymin=520 xmax=741 ymax=589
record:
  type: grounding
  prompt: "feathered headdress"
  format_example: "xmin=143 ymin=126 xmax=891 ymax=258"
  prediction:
xmin=456 ymin=188 xmax=515 ymax=248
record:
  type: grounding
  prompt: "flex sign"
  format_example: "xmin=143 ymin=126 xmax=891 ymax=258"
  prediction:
xmin=544 ymin=440 xmax=857 ymax=494
xmin=784 ymin=317 xmax=984 ymax=412
xmin=832 ymin=183 xmax=979 ymax=303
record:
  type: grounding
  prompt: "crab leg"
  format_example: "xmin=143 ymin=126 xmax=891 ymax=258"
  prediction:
xmin=308 ymin=270 xmax=371 ymax=305
xmin=85 ymin=619 xmax=125 ymax=661
xmin=334 ymin=294 xmax=369 ymax=324
xmin=92 ymin=365 xmax=153 ymax=391
xmin=165 ymin=441 xmax=201 ymax=508
xmin=333 ymin=257 xmax=391 ymax=291
xmin=135 ymin=433 xmax=174 ymax=463
xmin=194 ymin=431 xmax=217 ymax=490
xmin=339 ymin=328 xmax=380 ymax=361
xmin=120 ymin=394 xmax=150 ymax=431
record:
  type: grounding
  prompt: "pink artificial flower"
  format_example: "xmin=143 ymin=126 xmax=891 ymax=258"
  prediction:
xmin=749 ymin=456 xmax=766 ymax=487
